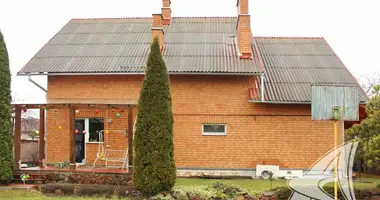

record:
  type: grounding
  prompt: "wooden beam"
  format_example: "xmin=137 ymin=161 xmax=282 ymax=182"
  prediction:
xmin=127 ymin=106 xmax=133 ymax=166
xmin=14 ymin=107 xmax=22 ymax=170
xmin=39 ymin=108 xmax=45 ymax=168
xmin=12 ymin=103 xmax=137 ymax=110
xmin=69 ymin=107 xmax=76 ymax=171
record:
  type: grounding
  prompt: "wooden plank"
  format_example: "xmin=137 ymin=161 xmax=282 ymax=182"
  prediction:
xmin=312 ymin=85 xmax=359 ymax=121
xmin=127 ymin=106 xmax=133 ymax=166
xmin=14 ymin=107 xmax=22 ymax=170
xmin=12 ymin=103 xmax=137 ymax=110
xmin=39 ymin=108 xmax=45 ymax=168
xmin=69 ymin=107 xmax=76 ymax=171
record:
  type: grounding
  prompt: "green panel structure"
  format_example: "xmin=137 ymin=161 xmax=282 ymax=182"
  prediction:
xmin=312 ymin=85 xmax=359 ymax=121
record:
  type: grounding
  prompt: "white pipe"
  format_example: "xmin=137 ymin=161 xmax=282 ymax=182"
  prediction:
xmin=28 ymin=74 xmax=47 ymax=92
xmin=260 ymin=73 xmax=265 ymax=102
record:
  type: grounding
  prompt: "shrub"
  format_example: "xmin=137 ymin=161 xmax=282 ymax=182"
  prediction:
xmin=133 ymin=37 xmax=176 ymax=194
xmin=0 ymin=31 xmax=13 ymax=184
xmin=212 ymin=182 xmax=244 ymax=197
xmin=150 ymin=193 xmax=176 ymax=200
xmin=272 ymin=187 xmax=292 ymax=200
xmin=180 ymin=186 xmax=214 ymax=199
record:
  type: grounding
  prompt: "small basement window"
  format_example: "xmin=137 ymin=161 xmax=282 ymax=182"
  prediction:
xmin=202 ymin=124 xmax=226 ymax=136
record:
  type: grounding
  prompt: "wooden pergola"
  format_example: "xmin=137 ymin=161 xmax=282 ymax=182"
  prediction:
xmin=12 ymin=99 xmax=137 ymax=171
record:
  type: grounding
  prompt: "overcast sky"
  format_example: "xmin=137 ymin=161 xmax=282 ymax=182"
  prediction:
xmin=0 ymin=0 xmax=379 ymax=102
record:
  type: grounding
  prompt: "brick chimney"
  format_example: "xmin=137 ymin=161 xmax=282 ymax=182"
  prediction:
xmin=162 ymin=0 xmax=172 ymax=25
xmin=152 ymin=14 xmax=165 ymax=50
xmin=236 ymin=0 xmax=253 ymax=59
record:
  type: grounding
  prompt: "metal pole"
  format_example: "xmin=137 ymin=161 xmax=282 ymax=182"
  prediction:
xmin=334 ymin=120 xmax=338 ymax=200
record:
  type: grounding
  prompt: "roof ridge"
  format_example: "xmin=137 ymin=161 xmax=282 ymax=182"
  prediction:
xmin=254 ymin=36 xmax=324 ymax=40
xmin=174 ymin=16 xmax=236 ymax=18
xmin=71 ymin=17 xmax=152 ymax=21
xmin=71 ymin=16 xmax=237 ymax=21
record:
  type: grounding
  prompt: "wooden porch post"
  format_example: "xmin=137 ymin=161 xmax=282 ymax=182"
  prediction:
xmin=69 ymin=107 xmax=76 ymax=170
xmin=39 ymin=108 xmax=45 ymax=168
xmin=14 ymin=107 xmax=22 ymax=170
xmin=127 ymin=106 xmax=133 ymax=166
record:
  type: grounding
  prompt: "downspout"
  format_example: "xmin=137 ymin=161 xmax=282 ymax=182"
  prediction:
xmin=28 ymin=74 xmax=47 ymax=93
xmin=260 ymin=73 xmax=265 ymax=102
xmin=28 ymin=73 xmax=47 ymax=167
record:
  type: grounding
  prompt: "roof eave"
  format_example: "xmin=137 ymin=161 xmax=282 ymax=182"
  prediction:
xmin=249 ymin=100 xmax=311 ymax=104
xmin=248 ymin=100 xmax=368 ymax=105
xmin=18 ymin=72 xmax=262 ymax=76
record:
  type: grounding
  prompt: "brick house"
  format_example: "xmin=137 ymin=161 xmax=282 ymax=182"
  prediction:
xmin=16 ymin=0 xmax=367 ymax=176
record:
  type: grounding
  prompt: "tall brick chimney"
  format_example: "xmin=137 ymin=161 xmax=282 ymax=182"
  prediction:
xmin=236 ymin=0 xmax=253 ymax=59
xmin=152 ymin=14 xmax=165 ymax=50
xmin=162 ymin=0 xmax=172 ymax=25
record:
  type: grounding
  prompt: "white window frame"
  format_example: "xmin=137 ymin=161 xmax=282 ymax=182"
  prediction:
xmin=77 ymin=118 xmax=104 ymax=144
xmin=202 ymin=124 xmax=227 ymax=136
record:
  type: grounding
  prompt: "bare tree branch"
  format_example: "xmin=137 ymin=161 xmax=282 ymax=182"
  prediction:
xmin=358 ymin=73 xmax=380 ymax=95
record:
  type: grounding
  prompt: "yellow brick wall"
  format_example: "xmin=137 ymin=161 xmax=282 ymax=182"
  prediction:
xmin=46 ymin=75 xmax=342 ymax=169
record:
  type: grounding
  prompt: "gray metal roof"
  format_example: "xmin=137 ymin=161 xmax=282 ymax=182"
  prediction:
xmin=18 ymin=17 xmax=261 ymax=75
xmin=253 ymin=37 xmax=368 ymax=103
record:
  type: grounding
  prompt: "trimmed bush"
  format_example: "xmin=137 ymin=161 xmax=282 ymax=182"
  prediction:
xmin=0 ymin=31 xmax=13 ymax=184
xmin=133 ymin=37 xmax=176 ymax=194
xmin=212 ymin=182 xmax=244 ymax=197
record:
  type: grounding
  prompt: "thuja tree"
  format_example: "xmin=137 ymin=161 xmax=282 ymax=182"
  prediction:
xmin=346 ymin=85 xmax=380 ymax=171
xmin=0 ymin=31 xmax=13 ymax=184
xmin=133 ymin=37 xmax=176 ymax=194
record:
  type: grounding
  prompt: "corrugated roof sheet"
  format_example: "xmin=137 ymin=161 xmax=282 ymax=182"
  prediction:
xmin=18 ymin=17 xmax=261 ymax=74
xmin=254 ymin=37 xmax=368 ymax=103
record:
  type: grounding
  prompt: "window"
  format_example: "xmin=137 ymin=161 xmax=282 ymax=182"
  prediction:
xmin=202 ymin=124 xmax=226 ymax=136
xmin=75 ymin=118 xmax=105 ymax=143
xmin=88 ymin=118 xmax=104 ymax=142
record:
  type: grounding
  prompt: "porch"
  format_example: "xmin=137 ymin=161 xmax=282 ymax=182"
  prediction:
xmin=13 ymin=166 xmax=132 ymax=185
xmin=12 ymin=99 xmax=136 ymax=173
xmin=16 ymin=166 xmax=131 ymax=174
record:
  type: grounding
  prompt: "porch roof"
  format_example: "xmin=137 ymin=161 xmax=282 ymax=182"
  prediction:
xmin=12 ymin=98 xmax=137 ymax=109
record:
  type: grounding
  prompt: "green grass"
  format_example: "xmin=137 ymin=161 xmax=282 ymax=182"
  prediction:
xmin=321 ymin=174 xmax=380 ymax=190
xmin=0 ymin=176 xmax=378 ymax=199
xmin=351 ymin=174 xmax=380 ymax=190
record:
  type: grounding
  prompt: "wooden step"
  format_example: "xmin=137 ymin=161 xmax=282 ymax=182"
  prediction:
xmin=0 ymin=184 xmax=39 ymax=191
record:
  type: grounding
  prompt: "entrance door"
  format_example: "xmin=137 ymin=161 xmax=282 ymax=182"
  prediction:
xmin=75 ymin=119 xmax=85 ymax=163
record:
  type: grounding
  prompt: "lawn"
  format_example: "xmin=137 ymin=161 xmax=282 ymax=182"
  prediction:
xmin=352 ymin=174 xmax=380 ymax=190
xmin=0 ymin=175 xmax=378 ymax=199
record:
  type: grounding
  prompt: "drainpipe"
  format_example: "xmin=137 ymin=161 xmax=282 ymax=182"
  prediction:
xmin=28 ymin=74 xmax=47 ymax=93
xmin=28 ymin=74 xmax=47 ymax=167
xmin=260 ymin=73 xmax=265 ymax=102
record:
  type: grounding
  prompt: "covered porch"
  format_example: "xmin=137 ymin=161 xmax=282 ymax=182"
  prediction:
xmin=12 ymin=99 xmax=137 ymax=174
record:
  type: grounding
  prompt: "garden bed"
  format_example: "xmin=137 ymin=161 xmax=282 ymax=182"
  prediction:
xmin=41 ymin=183 xmax=136 ymax=198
